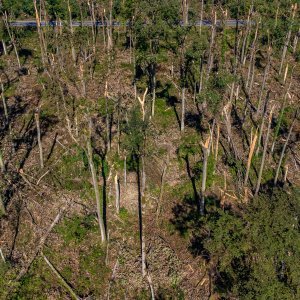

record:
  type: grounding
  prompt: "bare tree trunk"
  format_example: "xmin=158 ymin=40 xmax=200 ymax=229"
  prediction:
xmin=257 ymin=47 xmax=271 ymax=114
xmin=1 ymin=81 xmax=8 ymax=122
xmin=274 ymin=115 xmax=296 ymax=185
xmin=0 ymin=193 xmax=5 ymax=216
xmin=16 ymin=198 xmax=72 ymax=281
xmin=254 ymin=107 xmax=274 ymax=196
xmin=0 ymin=150 xmax=5 ymax=173
xmin=115 ymin=173 xmax=120 ymax=214
xmin=207 ymin=10 xmax=217 ymax=76
xmin=138 ymin=88 xmax=148 ymax=121
xmin=42 ymin=254 xmax=80 ymax=300
xmin=200 ymin=136 xmax=211 ymax=215
xmin=182 ymin=0 xmax=189 ymax=26
xmin=2 ymin=40 xmax=7 ymax=55
xmin=279 ymin=4 xmax=297 ymax=74
xmin=3 ymin=12 xmax=21 ymax=69
xmin=35 ymin=111 xmax=44 ymax=168
xmin=244 ymin=129 xmax=258 ymax=186
xmin=141 ymin=156 xmax=146 ymax=198
xmin=256 ymin=91 xmax=270 ymax=155
xmin=124 ymin=155 xmax=127 ymax=192
xmin=105 ymin=82 xmax=111 ymax=151
xmin=240 ymin=4 xmax=253 ymax=65
xmin=246 ymin=19 xmax=259 ymax=90
xmin=67 ymin=0 xmax=76 ymax=62
xmin=136 ymin=155 xmax=146 ymax=277
xmin=87 ymin=132 xmax=106 ymax=243
xmin=199 ymin=0 xmax=204 ymax=35
xmin=293 ymin=27 xmax=299 ymax=53
xmin=271 ymin=79 xmax=292 ymax=153
xmin=156 ymin=153 xmax=169 ymax=220
xmin=151 ymin=69 xmax=156 ymax=118
xmin=33 ymin=0 xmax=47 ymax=66
xmin=180 ymin=87 xmax=185 ymax=132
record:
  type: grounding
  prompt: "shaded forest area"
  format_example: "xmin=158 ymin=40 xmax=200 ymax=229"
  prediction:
xmin=0 ymin=0 xmax=300 ymax=299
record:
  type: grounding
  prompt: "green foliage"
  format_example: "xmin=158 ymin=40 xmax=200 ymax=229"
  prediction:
xmin=1 ymin=0 xmax=34 ymax=17
xmin=154 ymin=98 xmax=176 ymax=130
xmin=77 ymin=244 xmax=109 ymax=296
xmin=178 ymin=133 xmax=200 ymax=159
xmin=57 ymin=146 xmax=91 ymax=191
xmin=197 ymin=71 xmax=234 ymax=114
xmin=123 ymin=106 xmax=148 ymax=156
xmin=201 ymin=188 xmax=300 ymax=299
xmin=56 ymin=215 xmax=97 ymax=245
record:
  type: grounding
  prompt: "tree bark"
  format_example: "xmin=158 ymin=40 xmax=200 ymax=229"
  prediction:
xmin=180 ymin=87 xmax=185 ymax=132
xmin=254 ymin=107 xmax=274 ymax=196
xmin=87 ymin=136 xmax=106 ymax=242
xmin=274 ymin=115 xmax=296 ymax=185
xmin=35 ymin=111 xmax=44 ymax=168
xmin=244 ymin=129 xmax=258 ymax=186
xmin=42 ymin=254 xmax=80 ymax=300
xmin=115 ymin=173 xmax=120 ymax=214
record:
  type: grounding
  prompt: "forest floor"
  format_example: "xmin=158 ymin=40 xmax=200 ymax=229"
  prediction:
xmin=1 ymin=34 xmax=300 ymax=299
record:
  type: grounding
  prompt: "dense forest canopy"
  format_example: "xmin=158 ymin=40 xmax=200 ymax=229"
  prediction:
xmin=0 ymin=0 xmax=299 ymax=299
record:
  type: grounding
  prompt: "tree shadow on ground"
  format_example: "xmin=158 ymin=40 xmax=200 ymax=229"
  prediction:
xmin=185 ymin=111 xmax=206 ymax=133
xmin=157 ymin=83 xmax=181 ymax=129
xmin=170 ymin=192 xmax=222 ymax=260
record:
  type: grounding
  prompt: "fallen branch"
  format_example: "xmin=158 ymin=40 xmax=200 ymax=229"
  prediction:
xmin=42 ymin=253 xmax=80 ymax=300
xmin=16 ymin=197 xmax=72 ymax=281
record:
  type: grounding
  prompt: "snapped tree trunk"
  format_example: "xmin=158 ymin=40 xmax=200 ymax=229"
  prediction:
xmin=67 ymin=0 xmax=76 ymax=63
xmin=114 ymin=173 xmax=120 ymax=214
xmin=0 ymin=193 xmax=5 ymax=216
xmin=3 ymin=12 xmax=21 ymax=69
xmin=87 ymin=137 xmax=106 ymax=242
xmin=2 ymin=40 xmax=7 ymax=55
xmin=200 ymin=136 xmax=211 ymax=215
xmin=279 ymin=4 xmax=297 ymax=74
xmin=33 ymin=0 xmax=47 ymax=66
xmin=1 ymin=81 xmax=8 ymax=122
xmin=274 ymin=114 xmax=296 ymax=185
xmin=244 ymin=129 xmax=258 ymax=186
xmin=254 ymin=107 xmax=274 ymax=196
xmin=35 ymin=111 xmax=44 ymax=168
xmin=42 ymin=254 xmax=80 ymax=300
xmin=136 ymin=155 xmax=146 ymax=277
xmin=180 ymin=87 xmax=185 ymax=132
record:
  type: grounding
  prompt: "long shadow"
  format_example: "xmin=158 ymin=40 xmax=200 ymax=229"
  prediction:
xmin=170 ymin=193 xmax=221 ymax=259
xmin=183 ymin=154 xmax=200 ymax=213
xmin=185 ymin=111 xmax=206 ymax=133
xmin=157 ymin=83 xmax=181 ymax=129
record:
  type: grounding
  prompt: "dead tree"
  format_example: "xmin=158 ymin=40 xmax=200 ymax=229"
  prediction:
xmin=67 ymin=0 xmax=76 ymax=62
xmin=3 ymin=12 xmax=21 ymax=69
xmin=244 ymin=129 xmax=258 ymax=186
xmin=42 ymin=254 xmax=80 ymax=300
xmin=114 ymin=173 xmax=120 ymax=214
xmin=274 ymin=112 xmax=297 ymax=185
xmin=207 ymin=10 xmax=217 ymax=76
xmin=200 ymin=136 xmax=211 ymax=215
xmin=35 ymin=111 xmax=44 ymax=168
xmin=279 ymin=4 xmax=297 ymax=75
xmin=138 ymin=88 xmax=148 ymax=121
xmin=87 ymin=121 xmax=107 ymax=243
xmin=33 ymin=0 xmax=47 ymax=66
xmin=0 ymin=80 xmax=8 ymax=122
xmin=16 ymin=197 xmax=73 ymax=281
xmin=254 ymin=106 xmax=274 ymax=196
xmin=182 ymin=0 xmax=189 ymax=26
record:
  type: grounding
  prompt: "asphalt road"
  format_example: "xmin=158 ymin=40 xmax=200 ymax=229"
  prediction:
xmin=9 ymin=19 xmax=250 ymax=27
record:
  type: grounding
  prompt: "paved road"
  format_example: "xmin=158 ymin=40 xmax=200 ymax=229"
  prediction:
xmin=9 ymin=19 xmax=251 ymax=27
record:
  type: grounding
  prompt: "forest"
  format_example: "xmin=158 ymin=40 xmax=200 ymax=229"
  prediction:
xmin=0 ymin=0 xmax=299 ymax=299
